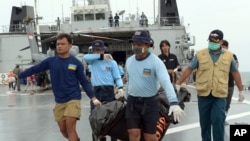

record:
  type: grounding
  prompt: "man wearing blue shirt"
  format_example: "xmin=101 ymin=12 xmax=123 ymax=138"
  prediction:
xmin=84 ymin=40 xmax=123 ymax=141
xmin=18 ymin=33 xmax=101 ymax=141
xmin=176 ymin=29 xmax=244 ymax=141
xmin=118 ymin=61 xmax=125 ymax=78
xmin=125 ymin=30 xmax=184 ymax=141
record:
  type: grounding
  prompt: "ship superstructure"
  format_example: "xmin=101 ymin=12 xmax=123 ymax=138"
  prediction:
xmin=0 ymin=0 xmax=195 ymax=73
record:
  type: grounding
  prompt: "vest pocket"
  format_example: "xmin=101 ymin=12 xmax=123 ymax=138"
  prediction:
xmin=196 ymin=79 xmax=208 ymax=93
xmin=219 ymin=60 xmax=230 ymax=73
xmin=199 ymin=59 xmax=209 ymax=70
xmin=216 ymin=78 xmax=227 ymax=95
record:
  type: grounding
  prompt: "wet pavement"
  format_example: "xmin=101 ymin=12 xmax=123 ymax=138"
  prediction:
xmin=0 ymin=84 xmax=249 ymax=141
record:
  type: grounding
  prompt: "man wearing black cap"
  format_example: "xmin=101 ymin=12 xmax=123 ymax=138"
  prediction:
xmin=176 ymin=29 xmax=244 ymax=141
xmin=221 ymin=40 xmax=240 ymax=125
xmin=125 ymin=30 xmax=184 ymax=141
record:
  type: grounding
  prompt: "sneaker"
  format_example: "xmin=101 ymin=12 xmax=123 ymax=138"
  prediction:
xmin=224 ymin=121 xmax=229 ymax=125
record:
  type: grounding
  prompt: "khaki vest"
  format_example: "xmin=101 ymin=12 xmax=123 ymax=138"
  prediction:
xmin=196 ymin=48 xmax=233 ymax=98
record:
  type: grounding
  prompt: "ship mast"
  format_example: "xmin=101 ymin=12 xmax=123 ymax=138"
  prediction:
xmin=34 ymin=0 xmax=42 ymax=53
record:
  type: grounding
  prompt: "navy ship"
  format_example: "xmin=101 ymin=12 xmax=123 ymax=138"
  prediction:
xmin=0 ymin=0 xmax=195 ymax=73
xmin=0 ymin=1 xmax=249 ymax=141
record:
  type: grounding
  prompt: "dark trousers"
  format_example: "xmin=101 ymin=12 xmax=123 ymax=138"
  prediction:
xmin=90 ymin=85 xmax=115 ymax=111
xmin=198 ymin=94 xmax=226 ymax=141
xmin=114 ymin=21 xmax=119 ymax=27
xmin=90 ymin=85 xmax=116 ymax=141
xmin=9 ymin=82 xmax=14 ymax=89
xmin=14 ymin=78 xmax=21 ymax=90
xmin=225 ymin=86 xmax=234 ymax=112
xmin=126 ymin=95 xmax=159 ymax=134
xmin=109 ymin=21 xmax=113 ymax=27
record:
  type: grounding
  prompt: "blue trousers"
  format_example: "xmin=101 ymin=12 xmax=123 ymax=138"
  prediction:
xmin=90 ymin=85 xmax=114 ymax=111
xmin=198 ymin=94 xmax=226 ymax=141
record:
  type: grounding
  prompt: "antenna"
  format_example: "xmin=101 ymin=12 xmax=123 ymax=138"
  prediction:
xmin=62 ymin=4 xmax=64 ymax=23
xmin=119 ymin=10 xmax=125 ymax=26
xmin=136 ymin=0 xmax=139 ymax=19
xmin=119 ymin=10 xmax=125 ymax=16
xmin=153 ymin=0 xmax=155 ymax=24
xmin=34 ymin=0 xmax=43 ymax=53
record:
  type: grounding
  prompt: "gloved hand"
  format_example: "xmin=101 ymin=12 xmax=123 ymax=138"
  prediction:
xmin=117 ymin=88 xmax=124 ymax=98
xmin=104 ymin=54 xmax=113 ymax=60
xmin=168 ymin=105 xmax=185 ymax=122
xmin=238 ymin=91 xmax=244 ymax=102
xmin=92 ymin=99 xmax=102 ymax=106
xmin=175 ymin=84 xmax=181 ymax=92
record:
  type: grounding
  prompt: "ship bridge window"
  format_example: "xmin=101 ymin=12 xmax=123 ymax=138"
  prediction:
xmin=74 ymin=14 xmax=83 ymax=21
xmin=15 ymin=7 xmax=22 ymax=14
xmin=96 ymin=13 xmax=105 ymax=20
xmin=85 ymin=14 xmax=94 ymax=21
xmin=165 ymin=0 xmax=172 ymax=7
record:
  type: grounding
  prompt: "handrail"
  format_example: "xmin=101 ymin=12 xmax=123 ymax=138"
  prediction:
xmin=1 ymin=16 xmax=183 ymax=33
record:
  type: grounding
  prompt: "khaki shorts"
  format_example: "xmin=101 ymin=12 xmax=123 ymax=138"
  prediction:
xmin=53 ymin=100 xmax=81 ymax=122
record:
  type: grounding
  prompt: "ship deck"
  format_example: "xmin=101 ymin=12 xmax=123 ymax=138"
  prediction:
xmin=0 ymin=84 xmax=249 ymax=141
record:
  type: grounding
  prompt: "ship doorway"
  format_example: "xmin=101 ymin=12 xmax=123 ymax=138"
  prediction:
xmin=112 ymin=51 xmax=126 ymax=64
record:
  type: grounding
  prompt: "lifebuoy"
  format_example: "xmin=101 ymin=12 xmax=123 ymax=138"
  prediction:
xmin=1 ymin=80 xmax=5 ymax=84
xmin=1 ymin=74 xmax=5 ymax=78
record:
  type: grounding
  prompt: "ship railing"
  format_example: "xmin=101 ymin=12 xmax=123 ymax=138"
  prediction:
xmin=158 ymin=16 xmax=181 ymax=26
xmin=116 ymin=16 xmax=182 ymax=28
xmin=119 ymin=15 xmax=182 ymax=27
xmin=2 ymin=24 xmax=26 ymax=33
xmin=1 ymin=16 xmax=183 ymax=33
xmin=1 ymin=22 xmax=63 ymax=33
xmin=38 ymin=22 xmax=62 ymax=32
xmin=242 ymin=81 xmax=250 ymax=90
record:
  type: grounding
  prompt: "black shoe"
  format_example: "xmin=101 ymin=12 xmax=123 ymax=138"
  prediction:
xmin=100 ymin=137 xmax=106 ymax=141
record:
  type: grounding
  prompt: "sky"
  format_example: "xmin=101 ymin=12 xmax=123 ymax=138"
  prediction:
xmin=1 ymin=0 xmax=250 ymax=72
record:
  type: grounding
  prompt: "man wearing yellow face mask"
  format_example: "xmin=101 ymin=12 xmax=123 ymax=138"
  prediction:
xmin=176 ymin=29 xmax=244 ymax=141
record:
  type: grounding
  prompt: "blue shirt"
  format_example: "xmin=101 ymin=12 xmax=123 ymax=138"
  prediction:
xmin=83 ymin=54 xmax=123 ymax=88
xmin=125 ymin=53 xmax=178 ymax=104
xmin=118 ymin=65 xmax=125 ymax=76
xmin=19 ymin=55 xmax=95 ymax=103
xmin=189 ymin=48 xmax=238 ymax=71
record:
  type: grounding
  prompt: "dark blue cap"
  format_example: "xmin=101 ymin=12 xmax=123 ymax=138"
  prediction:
xmin=92 ymin=40 xmax=107 ymax=50
xmin=130 ymin=30 xmax=154 ymax=47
